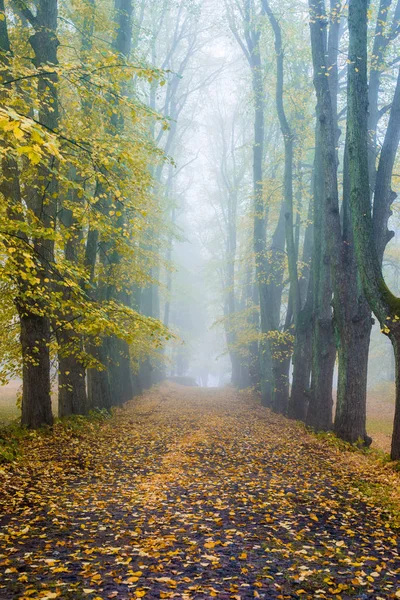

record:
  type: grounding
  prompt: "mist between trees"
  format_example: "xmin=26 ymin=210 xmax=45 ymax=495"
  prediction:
xmin=1 ymin=0 xmax=400 ymax=459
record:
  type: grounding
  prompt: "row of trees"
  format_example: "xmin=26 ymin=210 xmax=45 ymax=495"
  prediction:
xmin=208 ymin=0 xmax=400 ymax=460
xmin=3 ymin=0 xmax=400 ymax=462
xmin=0 ymin=0 xmax=207 ymax=427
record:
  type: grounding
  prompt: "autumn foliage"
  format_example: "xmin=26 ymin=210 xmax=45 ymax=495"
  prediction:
xmin=1 ymin=384 xmax=400 ymax=599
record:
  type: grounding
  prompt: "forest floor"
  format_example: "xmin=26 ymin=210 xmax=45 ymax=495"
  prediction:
xmin=0 ymin=384 xmax=400 ymax=600
xmin=0 ymin=381 xmax=395 ymax=453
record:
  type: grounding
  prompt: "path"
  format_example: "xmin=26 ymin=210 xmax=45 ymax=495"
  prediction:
xmin=0 ymin=384 xmax=399 ymax=599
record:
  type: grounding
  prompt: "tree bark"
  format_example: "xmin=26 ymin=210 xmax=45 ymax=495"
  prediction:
xmin=87 ymin=342 xmax=112 ymax=411
xmin=19 ymin=312 xmax=53 ymax=427
xmin=373 ymin=68 xmax=400 ymax=265
xmin=289 ymin=282 xmax=313 ymax=420
xmin=262 ymin=202 xmax=287 ymax=411
xmin=307 ymin=0 xmax=373 ymax=444
xmin=333 ymin=139 xmax=372 ymax=444
xmin=368 ymin=0 xmax=400 ymax=195
xmin=10 ymin=0 xmax=60 ymax=428
xmin=91 ymin=0 xmax=135 ymax=404
xmin=58 ymin=340 xmax=87 ymax=417
xmin=0 ymin=4 xmax=53 ymax=427
xmin=347 ymin=0 xmax=400 ymax=459
xmin=57 ymin=174 xmax=89 ymax=416
xmin=249 ymin=36 xmax=272 ymax=406
xmin=307 ymin=127 xmax=335 ymax=431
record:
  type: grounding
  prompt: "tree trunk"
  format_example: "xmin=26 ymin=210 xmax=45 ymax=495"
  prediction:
xmin=347 ymin=0 xmax=400 ymax=460
xmin=390 ymin=331 xmax=400 ymax=459
xmin=307 ymin=0 xmax=373 ymax=445
xmin=94 ymin=0 xmax=135 ymax=404
xmin=308 ymin=315 xmax=336 ymax=430
xmin=244 ymin=276 xmax=259 ymax=389
xmin=289 ymin=293 xmax=313 ymax=420
xmin=10 ymin=0 xmax=59 ymax=428
xmin=262 ymin=203 xmax=287 ymax=409
xmin=20 ymin=312 xmax=53 ymax=427
xmin=334 ymin=315 xmax=371 ymax=444
xmin=0 ymin=5 xmax=54 ymax=428
xmin=367 ymin=0 xmax=400 ymax=195
xmin=333 ymin=139 xmax=372 ymax=445
xmin=139 ymin=284 xmax=153 ymax=390
xmin=289 ymin=173 xmax=314 ymax=420
xmin=249 ymin=45 xmax=271 ymax=406
xmin=230 ymin=352 xmax=243 ymax=387
xmin=87 ymin=342 xmax=112 ymax=411
xmin=306 ymin=128 xmax=336 ymax=431
xmin=57 ymin=171 xmax=89 ymax=416
xmin=58 ymin=337 xmax=88 ymax=418
xmin=108 ymin=336 xmax=133 ymax=404
xmin=271 ymin=352 xmax=290 ymax=414
xmin=373 ymin=68 xmax=400 ymax=265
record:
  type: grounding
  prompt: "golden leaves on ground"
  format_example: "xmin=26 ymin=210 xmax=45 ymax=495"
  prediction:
xmin=1 ymin=383 xmax=400 ymax=599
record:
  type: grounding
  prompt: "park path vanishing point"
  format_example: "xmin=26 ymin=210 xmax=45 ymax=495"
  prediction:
xmin=0 ymin=384 xmax=399 ymax=599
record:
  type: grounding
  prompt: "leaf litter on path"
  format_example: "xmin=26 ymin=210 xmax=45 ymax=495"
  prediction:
xmin=0 ymin=384 xmax=399 ymax=599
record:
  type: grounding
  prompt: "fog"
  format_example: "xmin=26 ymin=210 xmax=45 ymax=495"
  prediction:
xmin=158 ymin=0 xmax=398 ymax=399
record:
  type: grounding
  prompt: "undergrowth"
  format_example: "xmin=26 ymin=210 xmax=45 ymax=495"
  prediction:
xmin=0 ymin=408 xmax=111 ymax=465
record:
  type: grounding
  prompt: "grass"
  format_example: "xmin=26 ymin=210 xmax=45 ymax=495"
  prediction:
xmin=0 ymin=380 xmax=21 ymax=425
xmin=0 ymin=379 xmax=57 ymax=426
xmin=366 ymin=381 xmax=395 ymax=453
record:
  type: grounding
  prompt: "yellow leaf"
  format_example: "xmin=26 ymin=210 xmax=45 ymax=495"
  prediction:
xmin=20 ymin=525 xmax=30 ymax=535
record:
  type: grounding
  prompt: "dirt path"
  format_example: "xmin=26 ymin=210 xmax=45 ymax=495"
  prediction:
xmin=0 ymin=384 xmax=399 ymax=599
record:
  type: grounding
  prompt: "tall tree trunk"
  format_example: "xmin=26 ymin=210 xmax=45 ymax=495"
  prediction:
xmin=58 ymin=337 xmax=87 ymax=417
xmin=10 ymin=0 xmax=60 ymax=427
xmin=263 ymin=0 xmax=301 ymax=416
xmin=19 ymin=313 xmax=52 ymax=427
xmin=264 ymin=203 xmax=287 ymax=412
xmin=242 ymin=269 xmax=259 ymax=389
xmin=87 ymin=344 xmax=112 ymax=411
xmin=85 ymin=189 xmax=113 ymax=410
xmin=307 ymin=0 xmax=372 ymax=444
xmin=346 ymin=0 xmax=400 ymax=459
xmin=334 ymin=140 xmax=372 ymax=444
xmin=307 ymin=128 xmax=335 ymax=431
xmin=94 ymin=0 xmax=134 ymax=404
xmin=0 ymin=6 xmax=53 ymax=427
xmin=57 ymin=175 xmax=89 ymax=417
xmin=140 ymin=284 xmax=154 ymax=391
xmin=367 ymin=0 xmax=400 ymax=195
xmin=249 ymin=39 xmax=272 ymax=406
xmin=289 ymin=281 xmax=313 ymax=420
xmin=225 ymin=185 xmax=241 ymax=386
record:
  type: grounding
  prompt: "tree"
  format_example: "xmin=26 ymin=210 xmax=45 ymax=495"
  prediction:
xmin=8 ymin=0 xmax=60 ymax=427
xmin=203 ymin=94 xmax=250 ymax=386
xmin=0 ymin=0 xmax=172 ymax=426
xmin=261 ymin=0 xmax=314 ymax=421
xmin=347 ymin=0 xmax=400 ymax=459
